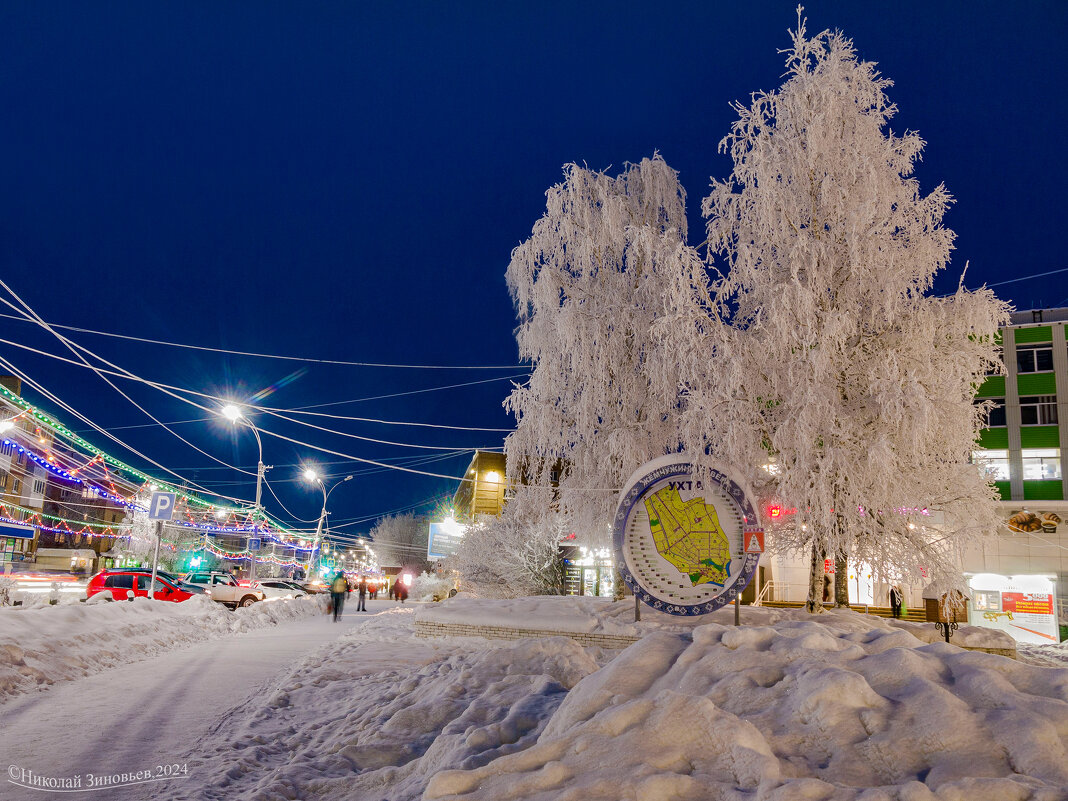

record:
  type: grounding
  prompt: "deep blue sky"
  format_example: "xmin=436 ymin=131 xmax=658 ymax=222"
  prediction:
xmin=1 ymin=2 xmax=1065 ymax=543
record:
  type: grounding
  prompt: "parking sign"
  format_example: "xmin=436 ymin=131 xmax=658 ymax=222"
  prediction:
xmin=148 ymin=492 xmax=177 ymax=521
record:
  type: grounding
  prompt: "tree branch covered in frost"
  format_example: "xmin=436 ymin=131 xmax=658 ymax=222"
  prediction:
xmin=368 ymin=512 xmax=431 ymax=573
xmin=448 ymin=486 xmax=567 ymax=598
xmin=658 ymin=15 xmax=1009 ymax=605
xmin=504 ymin=156 xmax=705 ymax=543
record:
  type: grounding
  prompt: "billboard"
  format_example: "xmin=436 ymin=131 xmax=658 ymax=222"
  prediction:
xmin=428 ymin=519 xmax=466 ymax=560
xmin=967 ymin=573 xmax=1059 ymax=644
xmin=613 ymin=454 xmax=763 ymax=616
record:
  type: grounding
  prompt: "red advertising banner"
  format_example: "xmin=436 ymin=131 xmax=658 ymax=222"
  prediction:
xmin=1001 ymin=592 xmax=1054 ymax=615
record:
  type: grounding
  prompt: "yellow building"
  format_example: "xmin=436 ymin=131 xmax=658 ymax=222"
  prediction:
xmin=452 ymin=451 xmax=508 ymax=520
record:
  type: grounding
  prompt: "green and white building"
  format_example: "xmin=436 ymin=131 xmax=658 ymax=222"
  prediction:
xmin=975 ymin=308 xmax=1068 ymax=501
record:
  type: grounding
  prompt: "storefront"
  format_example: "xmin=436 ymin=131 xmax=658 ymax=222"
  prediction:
xmin=563 ymin=546 xmax=615 ymax=598
xmin=0 ymin=522 xmax=34 ymax=567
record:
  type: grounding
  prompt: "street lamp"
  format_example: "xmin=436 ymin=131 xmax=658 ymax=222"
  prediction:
xmin=221 ymin=403 xmax=270 ymax=582
xmin=304 ymin=469 xmax=353 ymax=577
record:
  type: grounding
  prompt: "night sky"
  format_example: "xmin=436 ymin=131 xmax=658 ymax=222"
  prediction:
xmin=1 ymin=2 xmax=1065 ymax=544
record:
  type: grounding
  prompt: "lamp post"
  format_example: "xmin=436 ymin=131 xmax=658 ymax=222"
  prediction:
xmin=222 ymin=404 xmax=270 ymax=582
xmin=304 ymin=469 xmax=352 ymax=579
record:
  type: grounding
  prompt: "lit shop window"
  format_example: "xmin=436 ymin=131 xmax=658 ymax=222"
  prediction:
xmin=1016 ymin=345 xmax=1054 ymax=373
xmin=1020 ymin=395 xmax=1058 ymax=426
xmin=974 ymin=450 xmax=1010 ymax=481
xmin=1021 ymin=448 xmax=1061 ymax=480
xmin=975 ymin=398 xmax=1006 ymax=427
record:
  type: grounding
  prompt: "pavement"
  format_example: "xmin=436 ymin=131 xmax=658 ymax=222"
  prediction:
xmin=0 ymin=599 xmax=398 ymax=800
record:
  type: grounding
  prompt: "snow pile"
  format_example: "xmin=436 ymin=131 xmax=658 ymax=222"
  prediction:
xmin=418 ymin=594 xmax=1017 ymax=652
xmin=0 ymin=594 xmax=323 ymax=704
xmin=168 ymin=608 xmax=604 ymax=801
xmin=426 ymin=620 xmax=1068 ymax=801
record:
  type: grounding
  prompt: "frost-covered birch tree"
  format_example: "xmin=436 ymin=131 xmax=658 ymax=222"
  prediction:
xmin=505 ymin=156 xmax=703 ymax=544
xmin=660 ymin=15 xmax=1008 ymax=609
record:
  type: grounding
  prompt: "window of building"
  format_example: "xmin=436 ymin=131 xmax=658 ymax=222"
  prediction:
xmin=1 ymin=442 xmax=11 ymax=456
xmin=12 ymin=478 xmax=20 ymax=494
xmin=975 ymin=398 xmax=1006 ymax=427
xmin=974 ymin=450 xmax=1010 ymax=481
xmin=1033 ymin=310 xmax=1044 ymax=323
xmin=15 ymin=451 xmax=24 ymax=466
xmin=984 ymin=349 xmax=1003 ymax=376
xmin=1016 ymin=344 xmax=1054 ymax=373
xmin=1020 ymin=395 xmax=1058 ymax=426
xmin=1021 ymin=448 xmax=1061 ymax=481
xmin=32 ymin=479 xmax=45 ymax=494
xmin=0 ymin=471 xmax=6 ymax=489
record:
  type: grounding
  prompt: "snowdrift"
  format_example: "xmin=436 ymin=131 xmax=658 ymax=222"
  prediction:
xmin=170 ymin=600 xmax=1067 ymax=801
xmin=0 ymin=594 xmax=324 ymax=704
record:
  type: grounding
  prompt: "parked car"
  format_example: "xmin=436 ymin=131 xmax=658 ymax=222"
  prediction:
xmin=180 ymin=571 xmax=265 ymax=608
xmin=256 ymin=579 xmax=308 ymax=600
xmin=86 ymin=569 xmax=207 ymax=602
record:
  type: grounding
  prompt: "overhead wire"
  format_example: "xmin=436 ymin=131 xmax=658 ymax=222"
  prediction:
xmin=0 ymin=310 xmax=527 ymax=369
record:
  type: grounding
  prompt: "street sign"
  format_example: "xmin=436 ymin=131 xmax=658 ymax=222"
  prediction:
xmin=248 ymin=538 xmax=262 ymax=551
xmin=744 ymin=530 xmax=765 ymax=553
xmin=148 ymin=492 xmax=177 ymax=521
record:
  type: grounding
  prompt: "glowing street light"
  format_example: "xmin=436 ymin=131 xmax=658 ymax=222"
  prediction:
xmin=220 ymin=403 xmax=270 ymax=582
xmin=304 ymin=469 xmax=353 ymax=576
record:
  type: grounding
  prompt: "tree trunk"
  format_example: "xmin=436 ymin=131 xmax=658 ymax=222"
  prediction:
xmin=834 ymin=552 xmax=850 ymax=607
xmin=805 ymin=542 xmax=824 ymax=612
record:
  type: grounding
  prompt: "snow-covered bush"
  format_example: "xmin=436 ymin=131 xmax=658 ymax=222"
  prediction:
xmin=448 ymin=487 xmax=567 ymax=598
xmin=408 ymin=571 xmax=454 ymax=602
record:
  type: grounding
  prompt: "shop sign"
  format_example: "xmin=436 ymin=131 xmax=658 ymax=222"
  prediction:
xmin=967 ymin=572 xmax=1058 ymax=644
xmin=613 ymin=454 xmax=763 ymax=616
xmin=427 ymin=519 xmax=466 ymax=560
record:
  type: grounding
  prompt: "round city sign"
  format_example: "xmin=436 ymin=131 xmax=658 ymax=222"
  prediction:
xmin=613 ymin=454 xmax=764 ymax=616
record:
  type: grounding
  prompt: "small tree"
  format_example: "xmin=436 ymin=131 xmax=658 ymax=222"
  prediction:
xmin=662 ymin=13 xmax=1008 ymax=609
xmin=505 ymin=156 xmax=703 ymax=544
xmin=448 ymin=486 xmax=567 ymax=598
xmin=368 ymin=512 xmax=431 ymax=574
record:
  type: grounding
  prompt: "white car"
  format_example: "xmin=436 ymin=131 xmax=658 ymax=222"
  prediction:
xmin=181 ymin=571 xmax=265 ymax=608
xmin=255 ymin=579 xmax=308 ymax=600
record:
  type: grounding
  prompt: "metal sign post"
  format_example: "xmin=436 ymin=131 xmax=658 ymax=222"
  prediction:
xmin=147 ymin=492 xmax=176 ymax=599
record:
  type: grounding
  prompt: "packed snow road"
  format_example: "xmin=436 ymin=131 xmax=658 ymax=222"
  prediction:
xmin=0 ymin=598 xmax=390 ymax=801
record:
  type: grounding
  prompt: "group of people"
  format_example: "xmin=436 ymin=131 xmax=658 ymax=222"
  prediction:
xmin=327 ymin=572 xmax=408 ymax=622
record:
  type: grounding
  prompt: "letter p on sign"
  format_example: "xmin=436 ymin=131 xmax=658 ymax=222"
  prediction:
xmin=149 ymin=492 xmax=177 ymax=521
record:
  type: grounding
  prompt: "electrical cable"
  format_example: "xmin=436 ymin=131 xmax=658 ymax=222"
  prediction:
xmin=0 ymin=310 xmax=528 ymax=369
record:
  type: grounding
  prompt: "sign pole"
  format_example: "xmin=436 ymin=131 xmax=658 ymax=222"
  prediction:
xmin=635 ymin=594 xmax=640 ymax=622
xmin=149 ymin=520 xmax=163 ymax=599
xmin=734 ymin=593 xmax=740 ymax=626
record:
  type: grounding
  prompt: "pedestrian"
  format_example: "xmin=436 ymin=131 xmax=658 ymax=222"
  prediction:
xmin=356 ymin=576 xmax=367 ymax=612
xmin=389 ymin=581 xmax=396 ymax=601
xmin=396 ymin=579 xmax=408 ymax=604
xmin=889 ymin=585 xmax=903 ymax=619
xmin=330 ymin=571 xmax=349 ymax=622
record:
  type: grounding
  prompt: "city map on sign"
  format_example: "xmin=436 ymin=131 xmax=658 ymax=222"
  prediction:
xmin=643 ymin=486 xmax=732 ymax=587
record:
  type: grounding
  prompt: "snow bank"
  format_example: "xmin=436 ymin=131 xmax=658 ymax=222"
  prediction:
xmin=0 ymin=595 xmax=323 ymax=704
xmin=166 ymin=601 xmax=1062 ymax=801
xmin=425 ymin=618 xmax=1068 ymax=801
xmin=169 ymin=608 xmax=604 ymax=801
xmin=418 ymin=594 xmax=1017 ymax=651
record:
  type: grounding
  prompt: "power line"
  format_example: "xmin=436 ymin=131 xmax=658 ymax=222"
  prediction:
xmin=0 ymin=310 xmax=528 ymax=370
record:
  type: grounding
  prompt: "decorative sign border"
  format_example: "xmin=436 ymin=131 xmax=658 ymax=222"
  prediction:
xmin=612 ymin=458 xmax=763 ymax=616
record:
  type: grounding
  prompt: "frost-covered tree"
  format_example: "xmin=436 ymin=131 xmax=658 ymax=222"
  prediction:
xmin=448 ymin=486 xmax=567 ymax=598
xmin=661 ymin=15 xmax=1008 ymax=609
xmin=369 ymin=512 xmax=431 ymax=574
xmin=505 ymin=156 xmax=703 ymax=543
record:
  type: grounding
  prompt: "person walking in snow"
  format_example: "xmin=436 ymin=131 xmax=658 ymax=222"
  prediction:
xmin=356 ymin=576 xmax=367 ymax=612
xmin=330 ymin=571 xmax=350 ymax=622
xmin=396 ymin=579 xmax=408 ymax=604
xmin=889 ymin=585 xmax=903 ymax=618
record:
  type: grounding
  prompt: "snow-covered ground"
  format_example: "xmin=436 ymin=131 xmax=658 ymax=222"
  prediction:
xmin=0 ymin=593 xmax=324 ymax=704
xmin=4 ymin=596 xmax=1066 ymax=800
xmin=159 ymin=597 xmax=1067 ymax=801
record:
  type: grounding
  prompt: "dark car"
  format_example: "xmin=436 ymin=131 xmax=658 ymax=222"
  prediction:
xmin=86 ymin=569 xmax=207 ymax=602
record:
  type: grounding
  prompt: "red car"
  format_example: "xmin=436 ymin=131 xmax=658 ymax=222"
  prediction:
xmin=86 ymin=569 xmax=207 ymax=602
